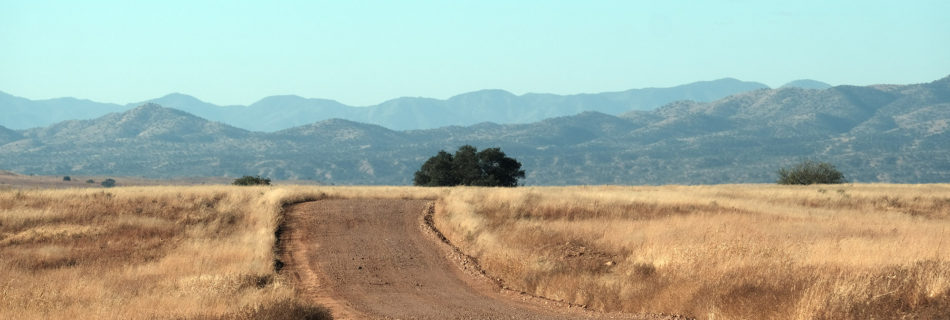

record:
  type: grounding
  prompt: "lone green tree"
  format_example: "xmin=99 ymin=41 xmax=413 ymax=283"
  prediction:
xmin=413 ymin=151 xmax=459 ymax=186
xmin=476 ymin=147 xmax=525 ymax=187
xmin=414 ymin=145 xmax=525 ymax=187
xmin=453 ymin=145 xmax=482 ymax=185
xmin=777 ymin=160 xmax=846 ymax=185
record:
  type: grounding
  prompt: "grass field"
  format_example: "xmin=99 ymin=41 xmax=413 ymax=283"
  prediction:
xmin=434 ymin=184 xmax=950 ymax=319
xmin=0 ymin=186 xmax=440 ymax=319
xmin=1 ymin=184 xmax=948 ymax=319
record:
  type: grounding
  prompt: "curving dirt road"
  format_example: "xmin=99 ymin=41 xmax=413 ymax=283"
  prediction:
xmin=279 ymin=199 xmax=675 ymax=319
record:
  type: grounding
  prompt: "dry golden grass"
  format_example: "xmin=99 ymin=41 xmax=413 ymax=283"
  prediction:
xmin=0 ymin=186 xmax=442 ymax=320
xmin=433 ymin=184 xmax=950 ymax=319
xmin=4 ymin=184 xmax=948 ymax=319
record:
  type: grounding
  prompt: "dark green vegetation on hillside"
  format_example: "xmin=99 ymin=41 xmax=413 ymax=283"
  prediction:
xmin=0 ymin=76 xmax=948 ymax=185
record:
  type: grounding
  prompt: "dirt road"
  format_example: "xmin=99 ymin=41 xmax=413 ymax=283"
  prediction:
xmin=279 ymin=199 xmax=674 ymax=319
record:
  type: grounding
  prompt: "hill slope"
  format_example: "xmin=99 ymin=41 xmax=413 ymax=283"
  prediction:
xmin=781 ymin=79 xmax=833 ymax=90
xmin=0 ymin=76 xmax=947 ymax=185
xmin=0 ymin=125 xmax=22 ymax=145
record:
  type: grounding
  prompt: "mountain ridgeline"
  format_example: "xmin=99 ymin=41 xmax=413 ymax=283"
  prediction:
xmin=0 ymin=76 xmax=947 ymax=185
xmin=1 ymin=78 xmax=769 ymax=131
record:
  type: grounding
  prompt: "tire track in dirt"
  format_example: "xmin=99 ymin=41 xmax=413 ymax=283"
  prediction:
xmin=279 ymin=199 xmax=680 ymax=319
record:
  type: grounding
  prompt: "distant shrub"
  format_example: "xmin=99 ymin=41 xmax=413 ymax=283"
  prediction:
xmin=233 ymin=175 xmax=271 ymax=186
xmin=100 ymin=178 xmax=116 ymax=188
xmin=86 ymin=179 xmax=95 ymax=184
xmin=777 ymin=160 xmax=846 ymax=185
xmin=63 ymin=176 xmax=71 ymax=181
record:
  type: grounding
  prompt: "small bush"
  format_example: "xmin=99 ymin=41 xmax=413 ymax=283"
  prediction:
xmin=100 ymin=178 xmax=116 ymax=188
xmin=63 ymin=176 xmax=71 ymax=181
xmin=233 ymin=175 xmax=271 ymax=186
xmin=223 ymin=298 xmax=332 ymax=320
xmin=777 ymin=160 xmax=846 ymax=185
xmin=86 ymin=179 xmax=95 ymax=184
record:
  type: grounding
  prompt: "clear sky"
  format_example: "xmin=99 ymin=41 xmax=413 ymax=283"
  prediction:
xmin=2 ymin=0 xmax=948 ymax=106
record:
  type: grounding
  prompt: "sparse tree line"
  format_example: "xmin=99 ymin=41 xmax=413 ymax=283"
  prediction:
xmin=59 ymin=148 xmax=843 ymax=187
xmin=223 ymin=147 xmax=840 ymax=187
xmin=61 ymin=176 xmax=117 ymax=187
xmin=410 ymin=146 xmax=843 ymax=186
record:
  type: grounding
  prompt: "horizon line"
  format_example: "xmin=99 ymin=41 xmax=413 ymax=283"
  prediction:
xmin=0 ymin=76 xmax=846 ymax=108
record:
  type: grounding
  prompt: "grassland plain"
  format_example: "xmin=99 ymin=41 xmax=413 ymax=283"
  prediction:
xmin=1 ymin=184 xmax=948 ymax=319
xmin=0 ymin=186 xmax=443 ymax=319
xmin=434 ymin=184 xmax=950 ymax=319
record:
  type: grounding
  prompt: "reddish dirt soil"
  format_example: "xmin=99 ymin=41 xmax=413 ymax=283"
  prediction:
xmin=279 ymin=199 xmax=683 ymax=319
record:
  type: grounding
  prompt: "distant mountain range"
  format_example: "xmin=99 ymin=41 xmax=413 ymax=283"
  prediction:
xmin=2 ymin=78 xmax=820 ymax=131
xmin=780 ymin=79 xmax=832 ymax=90
xmin=0 ymin=76 xmax=946 ymax=185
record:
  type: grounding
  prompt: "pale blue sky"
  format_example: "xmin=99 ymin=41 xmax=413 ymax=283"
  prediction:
xmin=2 ymin=0 xmax=948 ymax=106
